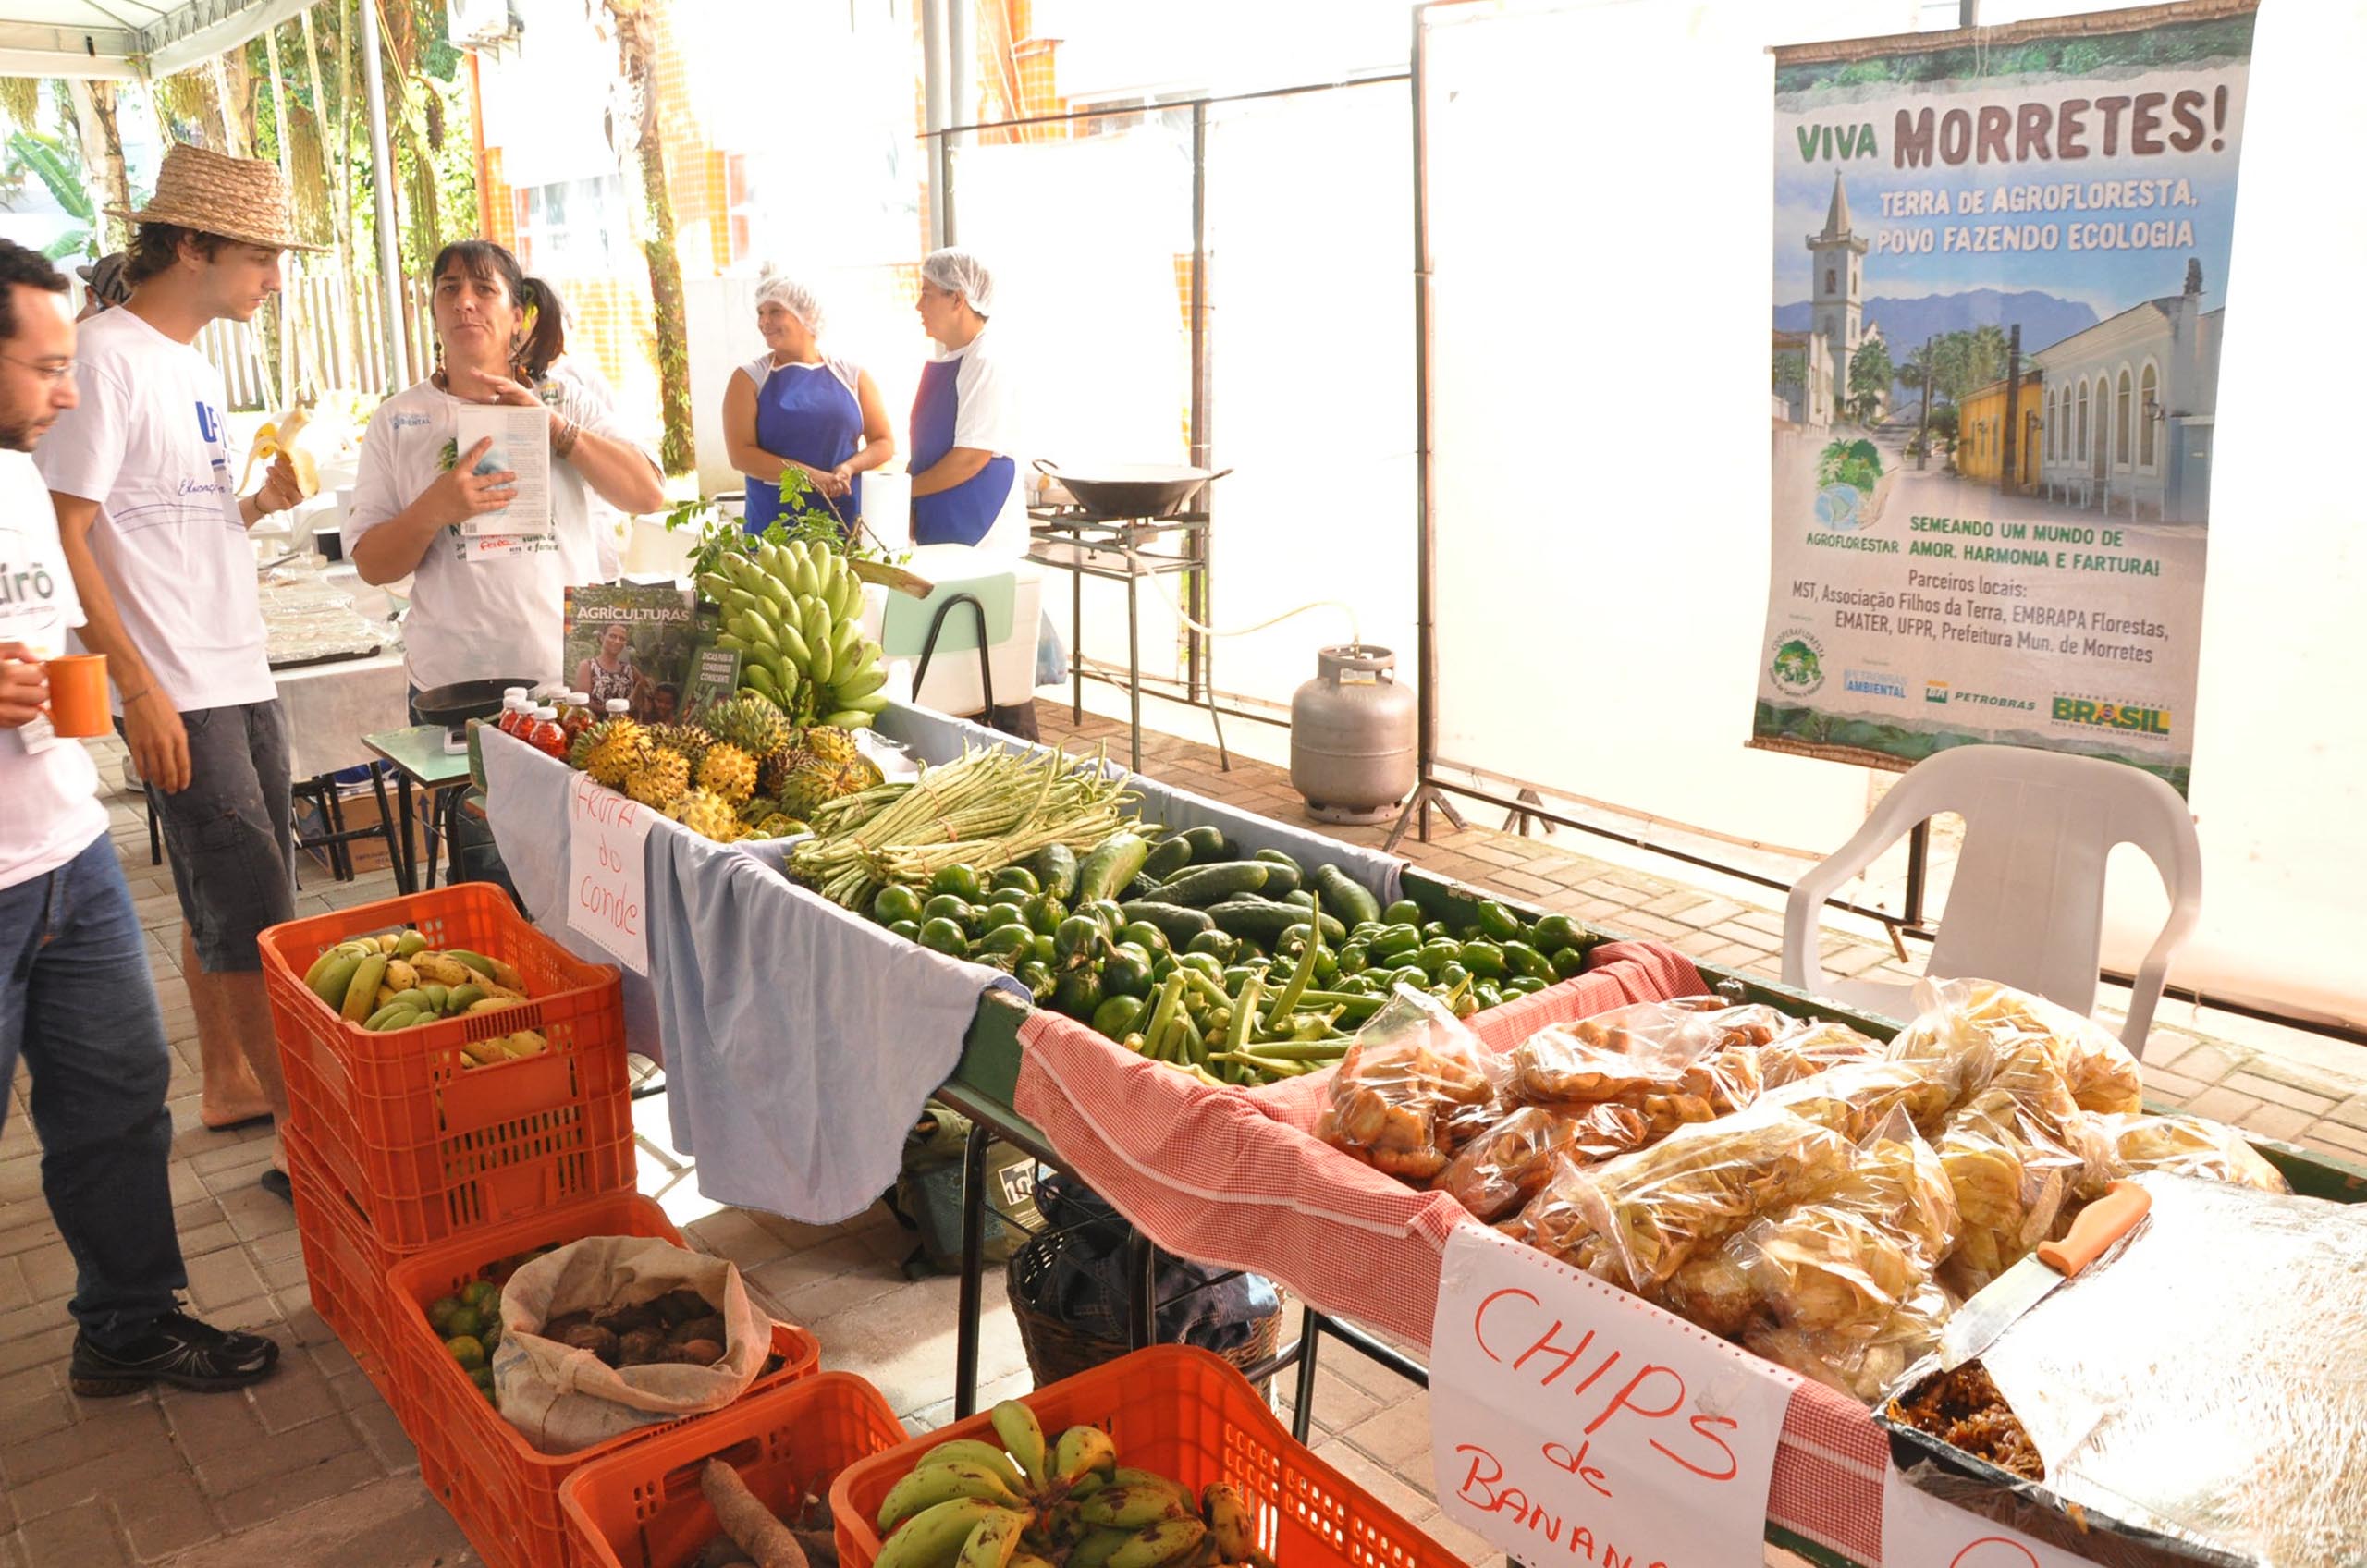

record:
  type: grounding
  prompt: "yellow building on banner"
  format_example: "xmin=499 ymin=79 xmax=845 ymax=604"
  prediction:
xmin=1957 ymin=368 xmax=2044 ymax=494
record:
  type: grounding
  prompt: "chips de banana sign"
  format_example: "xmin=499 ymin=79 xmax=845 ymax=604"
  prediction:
xmin=1753 ymin=1 xmax=2256 ymax=794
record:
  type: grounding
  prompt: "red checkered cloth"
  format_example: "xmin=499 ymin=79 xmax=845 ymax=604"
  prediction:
xmin=1011 ymin=938 xmax=1891 ymax=1564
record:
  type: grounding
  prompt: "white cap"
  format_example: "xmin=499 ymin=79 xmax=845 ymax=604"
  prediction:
xmin=605 ymin=698 xmax=630 ymax=715
xmin=568 ymin=692 xmax=590 ymax=705
xmin=503 ymin=686 xmax=529 ymax=701
xmin=533 ymin=705 xmax=558 ymax=720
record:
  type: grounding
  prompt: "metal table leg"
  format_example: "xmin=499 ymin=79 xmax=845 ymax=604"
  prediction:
xmin=953 ymin=1119 xmax=992 ymax=1420
xmin=371 ymin=765 xmax=413 ymax=895
xmin=1072 ymin=558 xmax=1085 ymax=726
xmin=397 ymin=773 xmax=420 ymax=894
xmin=1291 ymin=1304 xmax=1324 ymax=1442
xmin=422 ymin=786 xmax=450 ymax=891
xmin=1126 ymin=1231 xmax=1158 ymax=1352
xmin=1125 ymin=557 xmax=1143 ymax=774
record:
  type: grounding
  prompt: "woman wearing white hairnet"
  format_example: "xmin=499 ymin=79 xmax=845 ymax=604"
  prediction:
xmin=910 ymin=248 xmax=1027 ymax=554
xmin=724 ymin=269 xmax=893 ymax=536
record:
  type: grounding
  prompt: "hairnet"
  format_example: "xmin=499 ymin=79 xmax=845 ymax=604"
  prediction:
xmin=754 ymin=268 xmax=824 ymax=334
xmin=921 ymin=248 xmax=994 ymax=315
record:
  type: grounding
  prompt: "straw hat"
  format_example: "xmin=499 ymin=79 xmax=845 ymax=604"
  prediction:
xmin=108 ymin=142 xmax=325 ymax=252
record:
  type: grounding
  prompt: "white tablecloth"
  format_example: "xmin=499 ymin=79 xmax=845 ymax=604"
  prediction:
xmin=275 ymin=651 xmax=411 ymax=778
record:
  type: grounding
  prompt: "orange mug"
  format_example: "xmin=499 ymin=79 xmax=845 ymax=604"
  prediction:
xmin=43 ymin=654 xmax=109 ymax=739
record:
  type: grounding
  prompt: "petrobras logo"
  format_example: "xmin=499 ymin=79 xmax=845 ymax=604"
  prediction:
xmin=2052 ymin=696 xmax=2173 ymax=736
xmin=1843 ymin=669 xmax=1907 ymax=700
xmin=1925 ymin=680 xmax=1950 ymax=705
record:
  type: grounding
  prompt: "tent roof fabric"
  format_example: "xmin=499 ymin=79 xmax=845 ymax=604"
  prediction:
xmin=0 ymin=0 xmax=313 ymax=80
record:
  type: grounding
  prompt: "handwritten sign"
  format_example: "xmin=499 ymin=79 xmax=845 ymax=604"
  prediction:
xmin=1429 ymin=1222 xmax=1797 ymax=1568
xmin=566 ymin=771 xmax=654 ymax=974
xmin=1883 ymin=1469 xmax=2089 ymax=1568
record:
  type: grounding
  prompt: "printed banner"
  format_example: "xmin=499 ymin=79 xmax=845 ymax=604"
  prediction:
xmin=1756 ymin=2 xmax=2255 ymax=792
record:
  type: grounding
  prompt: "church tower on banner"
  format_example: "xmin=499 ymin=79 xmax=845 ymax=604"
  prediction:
xmin=1808 ymin=171 xmax=1869 ymax=413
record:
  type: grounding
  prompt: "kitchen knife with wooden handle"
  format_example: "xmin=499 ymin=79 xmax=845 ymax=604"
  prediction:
xmin=1941 ymin=1180 xmax=2152 ymax=1371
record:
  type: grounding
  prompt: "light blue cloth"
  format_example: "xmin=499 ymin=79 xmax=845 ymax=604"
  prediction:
xmin=874 ymin=703 xmax=1405 ymax=904
xmin=480 ymin=728 xmax=1026 ymax=1225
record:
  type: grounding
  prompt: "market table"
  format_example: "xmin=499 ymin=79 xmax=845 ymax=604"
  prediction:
xmin=276 ymin=649 xmax=409 ymax=777
xmin=362 ymin=724 xmax=472 ymax=894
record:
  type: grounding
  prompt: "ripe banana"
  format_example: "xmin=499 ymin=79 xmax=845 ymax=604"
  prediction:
xmin=877 ymin=1500 xmax=1024 ymax=1568
xmin=1052 ymin=1426 xmax=1119 ymax=1487
xmin=1079 ymin=1484 xmax=1194 ymax=1531
xmin=1106 ymin=1518 xmax=1206 ymax=1568
xmin=955 ymin=1509 xmax=1029 ymax=1568
xmin=1067 ymin=1527 xmax=1140 ymax=1568
xmin=916 ymin=1439 xmax=1033 ymax=1497
xmin=340 ymin=953 xmax=388 ymax=1023
xmin=1202 ymin=1484 xmax=1254 ymax=1562
xmin=394 ymin=928 xmax=428 ymax=958
xmin=878 ymin=1461 xmax=1030 ymax=1531
xmin=989 ymin=1400 xmax=1049 ymax=1492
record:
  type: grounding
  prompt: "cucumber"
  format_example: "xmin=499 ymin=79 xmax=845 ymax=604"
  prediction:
xmin=1075 ymin=833 xmax=1150 ymax=904
xmin=1155 ymin=863 xmax=1270 ymax=907
xmin=1119 ymin=900 xmax=1217 ymax=948
xmin=1027 ymin=844 xmax=1081 ymax=901
xmin=1250 ymin=851 xmax=1303 ymax=897
xmin=1141 ymin=835 xmax=1194 ymax=881
xmin=1179 ymin=825 xmax=1233 ymax=864
xmin=1208 ymin=900 xmax=1345 ymax=947
xmin=1310 ymin=864 xmax=1383 ymax=928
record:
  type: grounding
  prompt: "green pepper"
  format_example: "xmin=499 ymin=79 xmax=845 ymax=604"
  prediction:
xmin=917 ymin=917 xmax=969 ymax=958
xmin=1499 ymin=939 xmax=1557 ymax=982
xmin=1436 ymin=960 xmax=1471 ymax=989
xmin=872 ymin=885 xmax=924 ymax=925
xmin=1367 ymin=923 xmax=1422 ymax=960
xmin=1348 ymin=921 xmax=1384 ymax=943
xmin=1175 ymin=951 xmax=1225 ymax=982
xmin=888 ymin=918 xmax=922 ymax=943
xmin=1471 ymin=900 xmax=1523 ymax=942
xmin=1390 ymin=964 xmax=1431 ymax=992
xmin=1503 ymin=975 xmax=1548 ymax=996
xmin=1551 ymin=945 xmax=1589 ymax=979
xmin=1417 ymin=938 xmax=1464 ymax=977
xmin=1334 ymin=942 xmax=1369 ymax=977
xmin=1472 ymin=980 xmax=1502 ymax=1011
xmin=1420 ymin=920 xmax=1451 ymax=941
xmin=1531 ymin=914 xmax=1585 ymax=955
xmin=991 ymin=866 xmax=1042 ymax=896
xmin=1459 ymin=940 xmax=1507 ymax=978
xmin=930 ymin=864 xmax=983 ymax=901
xmin=923 ymin=893 xmax=974 ymax=927
xmin=1185 ymin=929 xmax=1239 ymax=963
xmin=1092 ymin=995 xmax=1145 ymax=1040
xmin=1382 ymin=899 xmax=1426 ymax=927
xmin=1118 ymin=921 xmax=1171 ymax=957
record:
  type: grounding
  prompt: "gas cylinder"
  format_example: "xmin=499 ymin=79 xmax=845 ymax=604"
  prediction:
xmin=1290 ymin=645 xmax=1416 ymax=825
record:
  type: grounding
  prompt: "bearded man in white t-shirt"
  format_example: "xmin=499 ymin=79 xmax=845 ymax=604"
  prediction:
xmin=38 ymin=144 xmax=314 ymax=1196
xmin=0 ymin=238 xmax=281 ymax=1394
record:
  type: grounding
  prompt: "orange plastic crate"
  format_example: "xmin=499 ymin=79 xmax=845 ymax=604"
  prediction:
xmin=387 ymin=1191 xmax=823 ymax=1568
xmin=283 ymin=1123 xmax=403 ymax=1415
xmin=259 ymin=882 xmax=633 ymax=1253
xmin=561 ymin=1373 xmax=908 ymax=1568
xmin=833 ymin=1347 xmax=1462 ymax=1568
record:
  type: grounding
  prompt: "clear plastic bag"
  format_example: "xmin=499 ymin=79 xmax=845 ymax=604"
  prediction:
xmin=1567 ymin=1103 xmax=1858 ymax=1292
xmin=1889 ymin=978 xmax=2145 ymax=1124
xmin=1934 ymin=1090 xmax=2082 ymax=1297
xmin=2073 ymin=1110 xmax=2290 ymax=1197
xmin=1747 ymin=1278 xmax=1953 ymax=1403
xmin=1758 ymin=1017 xmax=1887 ymax=1088
xmin=1435 ymin=1103 xmax=1650 ymax=1222
xmin=1767 ymin=1057 xmax=1954 ymax=1139
xmin=1316 ymin=984 xmax=1503 ymax=1182
xmin=1505 ymin=1002 xmax=1767 ymax=1144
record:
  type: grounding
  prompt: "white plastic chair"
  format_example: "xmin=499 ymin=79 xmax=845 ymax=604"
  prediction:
xmin=1782 ymin=744 xmax=2201 ymax=1058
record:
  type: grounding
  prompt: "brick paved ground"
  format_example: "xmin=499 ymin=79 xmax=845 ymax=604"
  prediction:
xmin=4 ymin=715 xmax=2359 ymax=1565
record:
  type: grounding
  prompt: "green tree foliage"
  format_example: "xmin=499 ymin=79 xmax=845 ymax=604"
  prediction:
xmin=1846 ymin=335 xmax=1894 ymax=424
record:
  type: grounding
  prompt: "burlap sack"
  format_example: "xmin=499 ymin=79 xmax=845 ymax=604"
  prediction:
xmin=490 ymin=1235 xmax=769 ymax=1454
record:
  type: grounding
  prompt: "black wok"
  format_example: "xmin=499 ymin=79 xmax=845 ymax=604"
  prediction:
xmin=1034 ymin=460 xmax=1231 ymax=519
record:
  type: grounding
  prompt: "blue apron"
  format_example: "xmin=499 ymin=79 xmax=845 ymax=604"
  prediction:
xmin=742 ymin=361 xmax=862 ymax=535
xmin=909 ymin=358 xmax=1015 ymax=547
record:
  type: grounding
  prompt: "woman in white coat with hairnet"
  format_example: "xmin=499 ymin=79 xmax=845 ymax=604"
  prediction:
xmin=723 ymin=269 xmax=894 ymax=537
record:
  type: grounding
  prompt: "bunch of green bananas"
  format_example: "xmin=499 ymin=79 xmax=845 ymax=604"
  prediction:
xmin=698 ymin=542 xmax=889 ymax=729
xmin=874 ymin=1400 xmax=1272 ymax=1568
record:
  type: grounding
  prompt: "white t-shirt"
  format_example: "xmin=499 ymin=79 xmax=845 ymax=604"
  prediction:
xmin=0 ymin=449 xmax=108 ymax=892
xmin=33 ymin=308 xmax=272 ymax=715
xmin=342 ymin=358 xmax=655 ymax=692
xmin=935 ymin=328 xmax=1029 ymax=557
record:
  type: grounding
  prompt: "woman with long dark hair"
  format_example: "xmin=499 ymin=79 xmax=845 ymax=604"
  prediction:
xmin=343 ymin=240 xmax=664 ymax=694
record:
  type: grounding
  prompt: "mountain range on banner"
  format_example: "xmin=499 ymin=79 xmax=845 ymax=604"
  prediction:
xmin=1772 ymin=288 xmax=2101 ymax=382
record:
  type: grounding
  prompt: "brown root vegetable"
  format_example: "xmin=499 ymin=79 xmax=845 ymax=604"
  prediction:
xmin=596 ymin=1303 xmax=663 ymax=1337
xmin=677 ymin=1338 xmax=724 ymax=1365
xmin=790 ymin=1529 xmax=839 ymax=1568
xmin=542 ymin=1311 xmax=594 ymax=1341
xmin=699 ymin=1459 xmax=808 ymax=1568
xmin=670 ymin=1314 xmax=728 ymax=1346
xmin=617 ymin=1328 xmax=668 ymax=1367
xmin=695 ymin=1535 xmax=756 ymax=1568
xmin=561 ymin=1324 xmax=620 ymax=1364
xmin=656 ymin=1287 xmax=712 ymax=1326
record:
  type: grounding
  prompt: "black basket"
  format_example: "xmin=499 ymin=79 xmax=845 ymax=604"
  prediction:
xmin=1006 ymin=1226 xmax=1282 ymax=1390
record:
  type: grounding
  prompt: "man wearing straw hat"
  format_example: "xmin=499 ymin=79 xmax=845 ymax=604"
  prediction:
xmin=39 ymin=143 xmax=317 ymax=1203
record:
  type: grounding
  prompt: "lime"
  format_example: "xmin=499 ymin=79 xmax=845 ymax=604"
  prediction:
xmin=443 ymin=1305 xmax=484 ymax=1341
xmin=425 ymin=1296 xmax=464 ymax=1335
xmin=460 ymin=1280 xmax=502 ymax=1312
xmin=447 ymin=1334 xmax=487 ymax=1372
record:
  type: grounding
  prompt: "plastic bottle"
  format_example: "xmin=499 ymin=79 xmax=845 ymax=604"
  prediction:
xmin=604 ymin=698 xmax=630 ymax=718
xmin=561 ymin=692 xmax=595 ymax=741
xmin=495 ymin=696 xmax=525 ymax=737
xmin=525 ymin=704 xmax=568 ymax=759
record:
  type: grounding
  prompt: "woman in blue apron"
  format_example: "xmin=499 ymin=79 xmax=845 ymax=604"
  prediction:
xmin=723 ymin=271 xmax=893 ymax=538
xmin=909 ymin=249 xmax=1058 ymax=739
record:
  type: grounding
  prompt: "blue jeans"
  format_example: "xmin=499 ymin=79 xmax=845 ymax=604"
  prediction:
xmin=0 ymin=834 xmax=186 ymax=1345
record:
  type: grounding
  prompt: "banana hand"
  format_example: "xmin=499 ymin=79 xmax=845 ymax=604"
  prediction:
xmin=1107 ymin=1518 xmax=1207 ymax=1568
xmin=876 ymin=1500 xmax=1022 ymax=1568
xmin=1079 ymin=1484 xmax=1194 ymax=1531
xmin=1052 ymin=1425 xmax=1119 ymax=1487
xmin=878 ymin=1461 xmax=1031 ymax=1531
xmin=990 ymin=1400 xmax=1049 ymax=1492
xmin=954 ymin=1510 xmax=1031 ymax=1568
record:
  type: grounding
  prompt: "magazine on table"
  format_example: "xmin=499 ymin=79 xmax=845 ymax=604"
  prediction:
xmin=562 ymin=582 xmax=696 ymax=724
